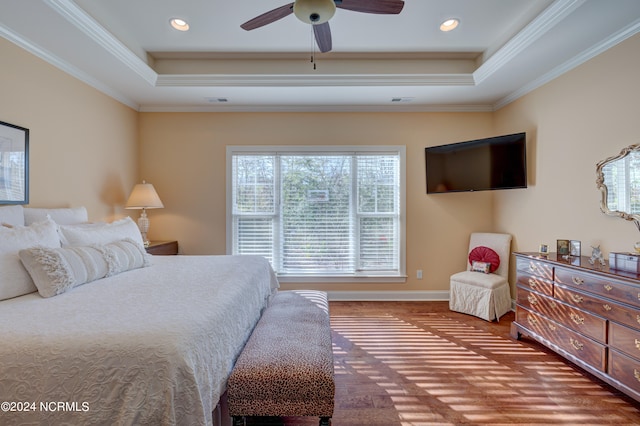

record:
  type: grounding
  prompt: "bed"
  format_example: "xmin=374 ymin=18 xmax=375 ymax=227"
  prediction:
xmin=0 ymin=206 xmax=279 ymax=426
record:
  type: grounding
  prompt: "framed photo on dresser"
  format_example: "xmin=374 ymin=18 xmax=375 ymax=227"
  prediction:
xmin=557 ymin=239 xmax=570 ymax=256
xmin=570 ymin=240 xmax=581 ymax=257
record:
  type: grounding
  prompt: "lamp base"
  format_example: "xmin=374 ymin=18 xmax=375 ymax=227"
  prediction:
xmin=137 ymin=208 xmax=150 ymax=247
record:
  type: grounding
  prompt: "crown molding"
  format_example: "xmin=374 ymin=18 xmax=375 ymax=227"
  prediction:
xmin=474 ymin=0 xmax=586 ymax=85
xmin=0 ymin=22 xmax=139 ymax=110
xmin=155 ymin=73 xmax=475 ymax=88
xmin=139 ymin=104 xmax=494 ymax=113
xmin=494 ymin=16 xmax=640 ymax=110
xmin=44 ymin=0 xmax=157 ymax=86
xmin=4 ymin=0 xmax=634 ymax=113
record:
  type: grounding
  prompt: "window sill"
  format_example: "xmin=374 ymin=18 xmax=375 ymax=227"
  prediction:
xmin=276 ymin=274 xmax=408 ymax=284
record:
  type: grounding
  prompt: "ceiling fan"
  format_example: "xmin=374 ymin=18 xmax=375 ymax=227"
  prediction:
xmin=241 ymin=0 xmax=405 ymax=53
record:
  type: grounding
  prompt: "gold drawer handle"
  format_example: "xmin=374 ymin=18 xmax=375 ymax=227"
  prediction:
xmin=603 ymin=304 xmax=612 ymax=311
xmin=570 ymin=313 xmax=585 ymax=325
xmin=604 ymin=284 xmax=613 ymax=292
xmin=635 ymin=369 xmax=640 ymax=382
xmin=528 ymin=278 xmax=538 ymax=289
xmin=570 ymin=294 xmax=584 ymax=303
xmin=527 ymin=314 xmax=537 ymax=325
xmin=529 ymin=263 xmax=538 ymax=272
xmin=572 ymin=276 xmax=584 ymax=285
xmin=637 ymin=315 xmax=640 ymax=325
xmin=570 ymin=338 xmax=584 ymax=351
xmin=548 ymin=324 xmax=557 ymax=331
xmin=527 ymin=294 xmax=538 ymax=305
xmin=635 ymin=339 xmax=640 ymax=351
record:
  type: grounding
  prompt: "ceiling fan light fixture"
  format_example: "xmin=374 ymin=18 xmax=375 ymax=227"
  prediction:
xmin=294 ymin=0 xmax=336 ymax=25
xmin=440 ymin=18 xmax=459 ymax=32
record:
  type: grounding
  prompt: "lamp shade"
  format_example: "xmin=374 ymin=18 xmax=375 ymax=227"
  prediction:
xmin=125 ymin=181 xmax=164 ymax=209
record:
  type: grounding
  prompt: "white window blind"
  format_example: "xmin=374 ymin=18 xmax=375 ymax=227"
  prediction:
xmin=227 ymin=146 xmax=406 ymax=280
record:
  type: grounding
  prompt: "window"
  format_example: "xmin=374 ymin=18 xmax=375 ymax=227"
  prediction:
xmin=227 ymin=146 xmax=406 ymax=282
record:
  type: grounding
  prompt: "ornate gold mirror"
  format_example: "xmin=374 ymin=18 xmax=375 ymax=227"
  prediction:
xmin=596 ymin=144 xmax=640 ymax=229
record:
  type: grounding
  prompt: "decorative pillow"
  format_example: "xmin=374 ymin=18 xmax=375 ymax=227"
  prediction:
xmin=0 ymin=205 xmax=25 ymax=227
xmin=24 ymin=206 xmax=88 ymax=226
xmin=19 ymin=238 xmax=149 ymax=298
xmin=471 ymin=260 xmax=492 ymax=274
xmin=468 ymin=246 xmax=500 ymax=273
xmin=58 ymin=216 xmax=143 ymax=247
xmin=0 ymin=218 xmax=60 ymax=300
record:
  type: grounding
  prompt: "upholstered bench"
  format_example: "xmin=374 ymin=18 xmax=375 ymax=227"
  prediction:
xmin=227 ymin=290 xmax=334 ymax=426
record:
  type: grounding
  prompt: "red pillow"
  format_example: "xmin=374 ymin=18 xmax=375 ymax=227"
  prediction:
xmin=468 ymin=246 xmax=500 ymax=273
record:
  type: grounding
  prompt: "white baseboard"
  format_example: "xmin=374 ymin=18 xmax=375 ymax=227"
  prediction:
xmin=327 ymin=291 xmax=517 ymax=311
xmin=327 ymin=290 xmax=450 ymax=301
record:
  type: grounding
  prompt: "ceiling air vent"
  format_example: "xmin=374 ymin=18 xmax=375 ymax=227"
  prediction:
xmin=391 ymin=97 xmax=414 ymax=103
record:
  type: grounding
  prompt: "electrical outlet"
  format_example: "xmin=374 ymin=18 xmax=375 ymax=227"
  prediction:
xmin=417 ymin=269 xmax=423 ymax=279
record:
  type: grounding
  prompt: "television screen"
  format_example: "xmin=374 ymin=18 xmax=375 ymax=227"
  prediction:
xmin=425 ymin=132 xmax=527 ymax=193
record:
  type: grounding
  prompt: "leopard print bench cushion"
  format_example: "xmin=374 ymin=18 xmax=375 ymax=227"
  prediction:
xmin=228 ymin=290 xmax=334 ymax=417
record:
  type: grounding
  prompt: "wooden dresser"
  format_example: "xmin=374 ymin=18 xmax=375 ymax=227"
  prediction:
xmin=512 ymin=252 xmax=640 ymax=403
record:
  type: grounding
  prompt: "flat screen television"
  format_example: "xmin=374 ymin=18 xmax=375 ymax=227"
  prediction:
xmin=425 ymin=132 xmax=527 ymax=194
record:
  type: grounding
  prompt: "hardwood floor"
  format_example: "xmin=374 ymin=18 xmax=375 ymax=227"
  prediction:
xmin=258 ymin=301 xmax=640 ymax=426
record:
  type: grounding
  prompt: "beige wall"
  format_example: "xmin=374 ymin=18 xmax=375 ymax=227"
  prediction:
xmin=139 ymin=111 xmax=495 ymax=292
xmin=494 ymin=33 xmax=640 ymax=296
xmin=140 ymin=33 xmax=640 ymax=295
xmin=0 ymin=37 xmax=138 ymax=222
xmin=5 ymin=28 xmax=640 ymax=298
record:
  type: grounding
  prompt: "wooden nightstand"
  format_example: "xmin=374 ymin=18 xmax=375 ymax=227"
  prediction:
xmin=146 ymin=241 xmax=179 ymax=255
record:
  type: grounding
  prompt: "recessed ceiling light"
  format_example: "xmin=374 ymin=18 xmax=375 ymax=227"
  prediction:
xmin=170 ymin=18 xmax=189 ymax=32
xmin=440 ymin=18 xmax=459 ymax=32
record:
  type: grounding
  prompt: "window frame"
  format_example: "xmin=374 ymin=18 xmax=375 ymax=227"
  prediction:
xmin=226 ymin=145 xmax=407 ymax=283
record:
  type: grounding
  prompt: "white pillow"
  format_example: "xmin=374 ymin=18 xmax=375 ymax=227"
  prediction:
xmin=24 ymin=206 xmax=88 ymax=225
xmin=58 ymin=216 xmax=144 ymax=247
xmin=0 ymin=218 xmax=60 ymax=300
xmin=0 ymin=205 xmax=25 ymax=227
xmin=19 ymin=239 xmax=150 ymax=298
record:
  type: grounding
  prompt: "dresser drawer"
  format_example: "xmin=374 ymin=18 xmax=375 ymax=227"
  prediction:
xmin=517 ymin=287 xmax=606 ymax=344
xmin=555 ymin=267 xmax=640 ymax=306
xmin=516 ymin=272 xmax=554 ymax=296
xmin=516 ymin=257 xmax=553 ymax=281
xmin=608 ymin=349 xmax=640 ymax=394
xmin=609 ymin=321 xmax=640 ymax=360
xmin=516 ymin=307 xmax=606 ymax=372
xmin=555 ymin=284 xmax=640 ymax=331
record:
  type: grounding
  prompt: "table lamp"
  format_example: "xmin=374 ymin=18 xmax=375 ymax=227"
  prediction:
xmin=125 ymin=180 xmax=164 ymax=246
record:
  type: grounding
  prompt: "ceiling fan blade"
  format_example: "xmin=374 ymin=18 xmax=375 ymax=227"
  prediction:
xmin=335 ymin=0 xmax=404 ymax=14
xmin=313 ymin=22 xmax=332 ymax=53
xmin=241 ymin=3 xmax=294 ymax=30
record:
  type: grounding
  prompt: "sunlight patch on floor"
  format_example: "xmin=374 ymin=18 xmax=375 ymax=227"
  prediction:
xmin=330 ymin=313 xmax=630 ymax=424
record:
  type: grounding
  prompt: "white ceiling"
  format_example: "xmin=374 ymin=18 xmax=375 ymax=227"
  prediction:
xmin=1 ymin=0 xmax=639 ymax=112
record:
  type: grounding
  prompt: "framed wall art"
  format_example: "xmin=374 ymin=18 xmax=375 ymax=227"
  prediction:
xmin=0 ymin=120 xmax=29 ymax=204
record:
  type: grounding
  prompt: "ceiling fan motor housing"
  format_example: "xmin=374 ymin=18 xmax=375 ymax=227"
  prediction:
xmin=294 ymin=0 xmax=336 ymax=24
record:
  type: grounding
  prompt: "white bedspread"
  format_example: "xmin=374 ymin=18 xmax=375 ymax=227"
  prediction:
xmin=0 ymin=255 xmax=279 ymax=426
